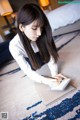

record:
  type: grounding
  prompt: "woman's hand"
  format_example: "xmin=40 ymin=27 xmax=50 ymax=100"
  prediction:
xmin=54 ymin=74 xmax=66 ymax=82
xmin=48 ymin=74 xmax=69 ymax=88
xmin=42 ymin=77 xmax=61 ymax=88
xmin=42 ymin=74 xmax=66 ymax=88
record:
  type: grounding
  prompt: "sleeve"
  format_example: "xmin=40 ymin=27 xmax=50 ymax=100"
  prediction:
xmin=9 ymin=43 xmax=48 ymax=83
xmin=48 ymin=56 xmax=58 ymax=77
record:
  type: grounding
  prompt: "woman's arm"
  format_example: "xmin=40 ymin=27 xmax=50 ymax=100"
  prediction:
xmin=48 ymin=56 xmax=58 ymax=77
xmin=9 ymin=44 xmax=60 ymax=87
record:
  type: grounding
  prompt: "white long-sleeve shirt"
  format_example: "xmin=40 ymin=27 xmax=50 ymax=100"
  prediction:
xmin=9 ymin=34 xmax=58 ymax=83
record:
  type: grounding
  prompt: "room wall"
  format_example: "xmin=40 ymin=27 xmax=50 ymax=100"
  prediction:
xmin=9 ymin=0 xmax=39 ymax=12
xmin=50 ymin=0 xmax=63 ymax=10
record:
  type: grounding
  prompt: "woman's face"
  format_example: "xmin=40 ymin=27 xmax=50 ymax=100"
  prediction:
xmin=21 ymin=20 xmax=42 ymax=41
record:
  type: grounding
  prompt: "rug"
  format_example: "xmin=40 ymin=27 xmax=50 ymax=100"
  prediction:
xmin=0 ymin=31 xmax=80 ymax=120
xmin=23 ymin=90 xmax=80 ymax=120
xmin=35 ymin=83 xmax=75 ymax=105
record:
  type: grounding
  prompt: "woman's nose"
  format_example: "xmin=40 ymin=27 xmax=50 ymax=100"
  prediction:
xmin=37 ymin=28 xmax=41 ymax=36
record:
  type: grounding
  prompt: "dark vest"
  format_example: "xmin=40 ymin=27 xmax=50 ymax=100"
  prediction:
xmin=25 ymin=52 xmax=45 ymax=70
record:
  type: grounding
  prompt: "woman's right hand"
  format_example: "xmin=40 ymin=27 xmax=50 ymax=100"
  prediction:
xmin=42 ymin=77 xmax=60 ymax=88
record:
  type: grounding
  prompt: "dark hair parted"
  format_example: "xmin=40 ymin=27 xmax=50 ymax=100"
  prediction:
xmin=17 ymin=3 xmax=58 ymax=70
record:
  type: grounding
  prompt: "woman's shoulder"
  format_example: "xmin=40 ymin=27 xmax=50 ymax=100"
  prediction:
xmin=9 ymin=34 xmax=26 ymax=56
xmin=9 ymin=34 xmax=20 ymax=46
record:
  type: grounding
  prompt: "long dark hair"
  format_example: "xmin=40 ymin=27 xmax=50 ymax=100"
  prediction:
xmin=17 ymin=3 xmax=58 ymax=70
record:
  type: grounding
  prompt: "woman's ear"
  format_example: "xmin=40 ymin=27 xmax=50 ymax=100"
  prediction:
xmin=19 ymin=24 xmax=24 ymax=32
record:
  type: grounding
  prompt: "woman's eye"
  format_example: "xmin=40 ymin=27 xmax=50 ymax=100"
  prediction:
xmin=32 ymin=27 xmax=37 ymax=30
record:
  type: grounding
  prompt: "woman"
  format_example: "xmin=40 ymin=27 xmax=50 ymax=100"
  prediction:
xmin=9 ymin=3 xmax=61 ymax=88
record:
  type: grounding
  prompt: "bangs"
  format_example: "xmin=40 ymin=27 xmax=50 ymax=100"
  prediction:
xmin=35 ymin=17 xmax=44 ymax=28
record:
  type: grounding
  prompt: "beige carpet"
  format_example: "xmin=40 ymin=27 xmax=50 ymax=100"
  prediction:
xmin=34 ymin=31 xmax=79 ymax=106
xmin=0 ymin=31 xmax=80 ymax=120
xmin=35 ymin=83 xmax=75 ymax=105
